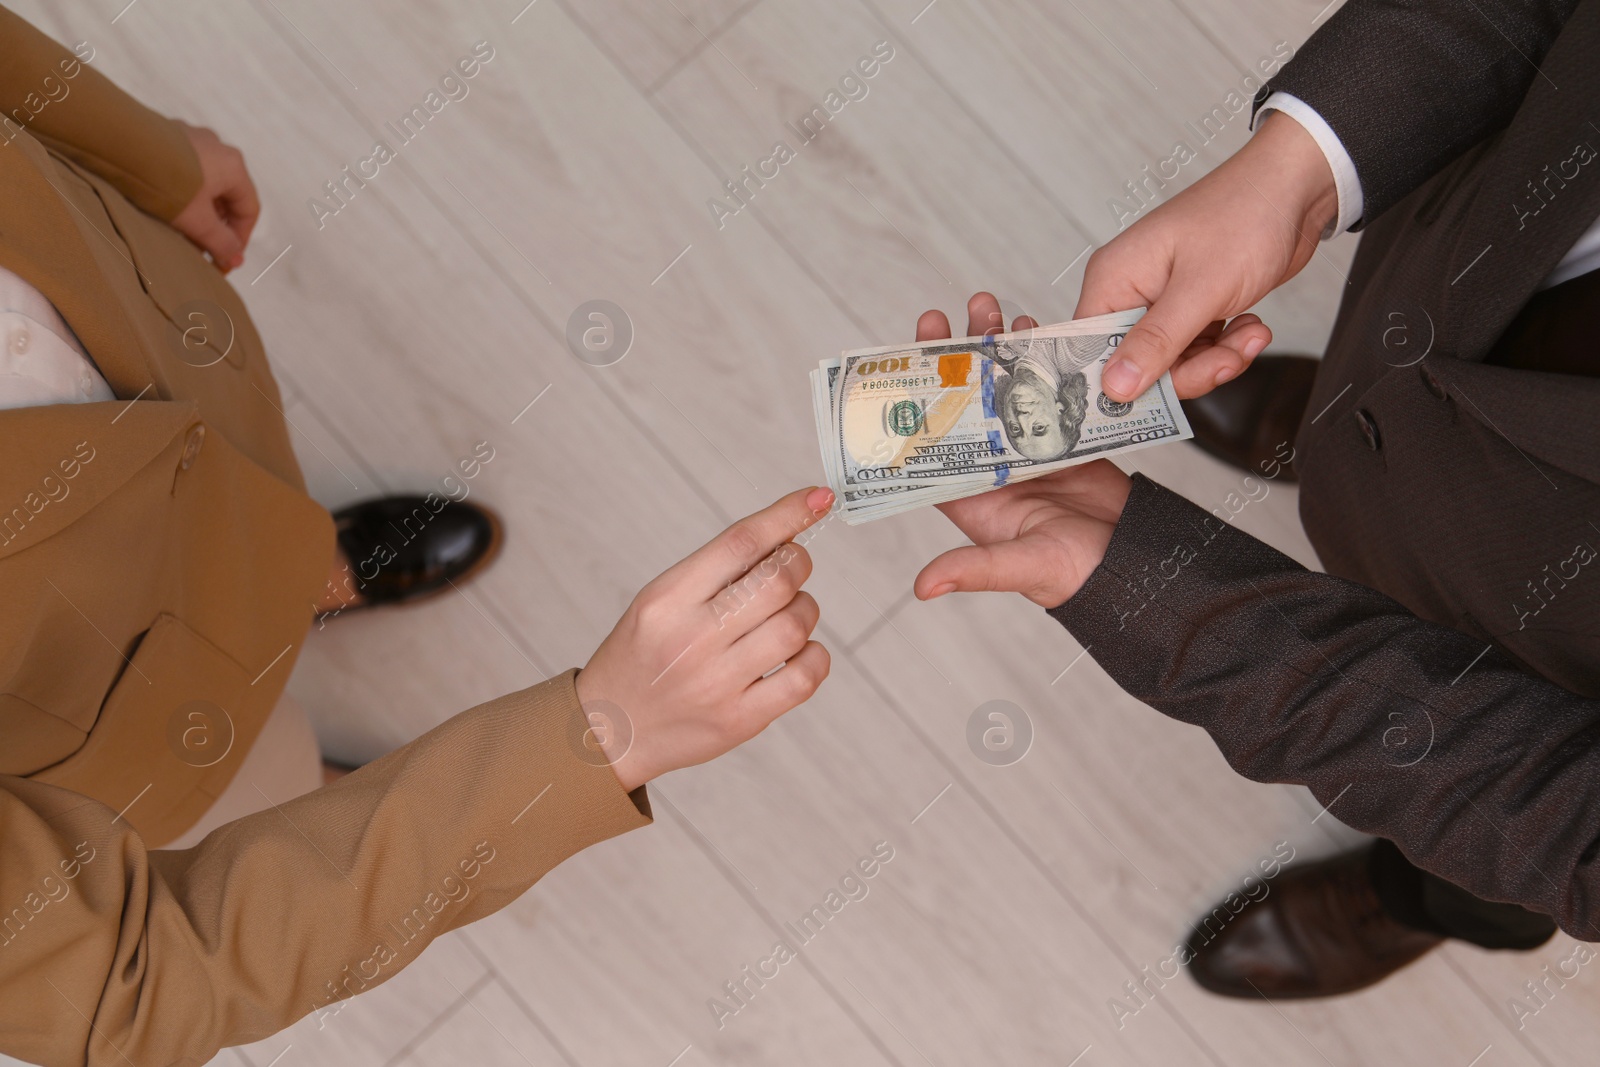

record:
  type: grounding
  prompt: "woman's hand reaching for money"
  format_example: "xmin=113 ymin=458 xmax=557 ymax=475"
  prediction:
xmin=577 ymin=487 xmax=834 ymax=791
xmin=913 ymin=294 xmax=1132 ymax=608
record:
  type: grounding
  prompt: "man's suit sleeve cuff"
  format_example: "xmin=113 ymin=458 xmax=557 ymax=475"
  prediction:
xmin=1045 ymin=473 xmax=1238 ymax=641
xmin=1253 ymin=91 xmax=1364 ymax=238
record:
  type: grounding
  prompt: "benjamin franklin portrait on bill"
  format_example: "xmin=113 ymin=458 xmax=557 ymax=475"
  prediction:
xmin=990 ymin=339 xmax=1094 ymax=462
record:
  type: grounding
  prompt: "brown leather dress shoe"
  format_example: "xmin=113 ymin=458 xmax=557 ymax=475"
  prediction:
xmin=1185 ymin=354 xmax=1319 ymax=481
xmin=1184 ymin=846 xmax=1443 ymax=999
xmin=321 ymin=495 xmax=503 ymax=618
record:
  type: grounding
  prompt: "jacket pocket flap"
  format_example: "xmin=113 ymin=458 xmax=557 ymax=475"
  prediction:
xmin=30 ymin=612 xmax=257 ymax=841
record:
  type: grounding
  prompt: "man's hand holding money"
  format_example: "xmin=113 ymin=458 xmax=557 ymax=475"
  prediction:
xmin=909 ymin=294 xmax=1132 ymax=607
xmin=1082 ymin=110 xmax=1337 ymax=403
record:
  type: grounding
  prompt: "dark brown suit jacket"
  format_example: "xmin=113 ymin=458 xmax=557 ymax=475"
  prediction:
xmin=1055 ymin=0 xmax=1600 ymax=938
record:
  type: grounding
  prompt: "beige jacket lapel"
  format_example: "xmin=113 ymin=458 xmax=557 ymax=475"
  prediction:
xmin=0 ymin=129 xmax=155 ymax=399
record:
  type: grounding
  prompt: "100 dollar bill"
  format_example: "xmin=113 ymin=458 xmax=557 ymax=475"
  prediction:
xmin=829 ymin=309 xmax=1190 ymax=494
xmin=812 ymin=361 xmax=966 ymax=515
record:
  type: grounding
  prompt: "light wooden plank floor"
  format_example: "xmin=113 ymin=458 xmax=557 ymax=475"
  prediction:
xmin=5 ymin=1 xmax=1591 ymax=1065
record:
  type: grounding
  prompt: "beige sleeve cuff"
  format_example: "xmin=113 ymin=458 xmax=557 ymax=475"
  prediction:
xmin=0 ymin=9 xmax=203 ymax=220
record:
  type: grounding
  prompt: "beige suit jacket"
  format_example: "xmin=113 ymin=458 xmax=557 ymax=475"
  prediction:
xmin=0 ymin=10 xmax=649 ymax=1065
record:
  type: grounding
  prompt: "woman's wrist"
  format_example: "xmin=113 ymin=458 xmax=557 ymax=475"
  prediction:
xmin=573 ymin=667 xmax=646 ymax=792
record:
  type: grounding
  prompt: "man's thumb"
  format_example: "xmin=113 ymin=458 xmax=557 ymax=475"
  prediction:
xmin=1100 ymin=292 xmax=1216 ymax=402
xmin=915 ymin=543 xmax=1033 ymax=600
xmin=916 ymin=547 xmax=977 ymax=600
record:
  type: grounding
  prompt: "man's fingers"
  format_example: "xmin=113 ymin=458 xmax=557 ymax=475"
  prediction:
xmin=916 ymin=309 xmax=952 ymax=342
xmin=739 ymin=640 xmax=830 ymax=725
xmin=709 ymin=542 xmax=814 ymax=639
xmin=914 ymin=540 xmax=1060 ymax=601
xmin=1100 ymin=281 xmax=1226 ymax=402
xmin=727 ymin=591 xmax=820 ymax=679
xmin=966 ymin=291 xmax=1006 ymax=338
xmin=919 ymin=298 xmax=1034 ymax=347
xmin=1170 ymin=316 xmax=1271 ymax=398
xmin=1188 ymin=318 xmax=1227 ymax=349
xmin=674 ymin=486 xmax=832 ymax=598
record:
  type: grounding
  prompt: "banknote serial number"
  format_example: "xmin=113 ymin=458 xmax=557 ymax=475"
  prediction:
xmin=1083 ymin=414 xmax=1173 ymax=435
xmin=858 ymin=376 xmax=938 ymax=391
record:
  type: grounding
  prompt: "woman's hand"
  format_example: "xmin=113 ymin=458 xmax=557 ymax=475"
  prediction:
xmin=913 ymin=294 xmax=1132 ymax=608
xmin=170 ymin=122 xmax=260 ymax=273
xmin=577 ymin=487 xmax=834 ymax=791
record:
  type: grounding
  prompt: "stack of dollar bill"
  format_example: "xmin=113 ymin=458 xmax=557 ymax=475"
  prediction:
xmin=810 ymin=308 xmax=1193 ymax=524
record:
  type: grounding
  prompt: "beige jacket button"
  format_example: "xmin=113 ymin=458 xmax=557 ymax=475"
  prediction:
xmin=180 ymin=424 xmax=206 ymax=470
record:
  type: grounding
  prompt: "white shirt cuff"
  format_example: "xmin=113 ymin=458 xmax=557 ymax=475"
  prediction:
xmin=1253 ymin=91 xmax=1363 ymax=238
